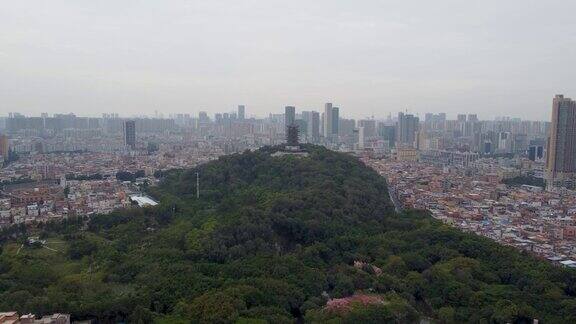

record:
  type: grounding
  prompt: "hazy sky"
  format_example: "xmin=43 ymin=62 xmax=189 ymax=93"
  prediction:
xmin=1 ymin=0 xmax=575 ymax=121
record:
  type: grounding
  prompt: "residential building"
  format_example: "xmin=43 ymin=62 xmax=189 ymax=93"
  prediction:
xmin=332 ymin=107 xmax=339 ymax=136
xmin=323 ymin=103 xmax=333 ymax=138
xmin=238 ymin=105 xmax=245 ymax=120
xmin=0 ymin=134 xmax=8 ymax=161
xmin=123 ymin=120 xmax=136 ymax=150
xmin=546 ymin=95 xmax=576 ymax=186
xmin=396 ymin=112 xmax=419 ymax=148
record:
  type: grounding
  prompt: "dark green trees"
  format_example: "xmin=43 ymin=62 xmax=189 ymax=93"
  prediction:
xmin=0 ymin=145 xmax=575 ymax=323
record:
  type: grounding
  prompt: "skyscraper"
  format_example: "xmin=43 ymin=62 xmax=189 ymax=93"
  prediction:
xmin=396 ymin=112 xmax=419 ymax=147
xmin=483 ymin=141 xmax=493 ymax=155
xmin=358 ymin=119 xmax=377 ymax=137
xmin=529 ymin=145 xmax=544 ymax=162
xmin=123 ymin=120 xmax=136 ymax=150
xmin=295 ymin=119 xmax=307 ymax=137
xmin=323 ymin=103 xmax=333 ymax=138
xmin=301 ymin=111 xmax=311 ymax=140
xmin=0 ymin=134 xmax=8 ymax=161
xmin=381 ymin=125 xmax=397 ymax=148
xmin=358 ymin=126 xmax=365 ymax=149
xmin=311 ymin=111 xmax=320 ymax=142
xmin=498 ymin=132 xmax=512 ymax=153
xmin=285 ymin=106 xmax=296 ymax=127
xmin=339 ymin=118 xmax=356 ymax=136
xmin=546 ymin=95 xmax=576 ymax=183
xmin=468 ymin=114 xmax=478 ymax=122
xmin=198 ymin=111 xmax=210 ymax=123
xmin=301 ymin=111 xmax=311 ymax=123
xmin=331 ymin=106 xmax=339 ymax=136
xmin=238 ymin=105 xmax=245 ymax=120
xmin=423 ymin=113 xmax=446 ymax=131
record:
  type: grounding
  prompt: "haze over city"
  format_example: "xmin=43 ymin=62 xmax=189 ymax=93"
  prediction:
xmin=5 ymin=1 xmax=576 ymax=323
xmin=2 ymin=0 xmax=576 ymax=120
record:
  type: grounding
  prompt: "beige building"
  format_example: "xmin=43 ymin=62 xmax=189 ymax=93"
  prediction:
xmin=395 ymin=147 xmax=419 ymax=162
xmin=0 ymin=135 xmax=8 ymax=161
xmin=546 ymin=95 xmax=576 ymax=187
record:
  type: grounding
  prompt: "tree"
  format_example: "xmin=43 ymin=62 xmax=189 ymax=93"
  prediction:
xmin=1 ymin=145 xmax=575 ymax=323
xmin=116 ymin=171 xmax=136 ymax=182
xmin=185 ymin=292 xmax=246 ymax=323
xmin=129 ymin=306 xmax=154 ymax=324
xmin=438 ymin=306 xmax=456 ymax=324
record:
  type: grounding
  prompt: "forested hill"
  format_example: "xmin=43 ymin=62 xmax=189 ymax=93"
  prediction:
xmin=1 ymin=145 xmax=576 ymax=323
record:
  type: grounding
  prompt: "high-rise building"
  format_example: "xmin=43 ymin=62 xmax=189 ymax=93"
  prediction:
xmin=301 ymin=111 xmax=312 ymax=139
xmin=415 ymin=130 xmax=429 ymax=151
xmin=285 ymin=106 xmax=296 ymax=128
xmin=358 ymin=126 xmax=365 ymax=149
xmin=546 ymin=95 xmax=576 ymax=183
xmin=332 ymin=107 xmax=339 ymax=136
xmin=358 ymin=119 xmax=377 ymax=137
xmin=396 ymin=112 xmax=419 ymax=147
xmin=483 ymin=141 xmax=492 ymax=155
xmin=123 ymin=120 xmax=136 ymax=150
xmin=311 ymin=111 xmax=320 ymax=142
xmin=323 ymin=103 xmax=333 ymax=138
xmin=423 ymin=113 xmax=446 ymax=131
xmin=0 ymin=134 xmax=8 ymax=161
xmin=381 ymin=125 xmax=397 ymax=148
xmin=339 ymin=118 xmax=356 ymax=136
xmin=529 ymin=145 xmax=544 ymax=161
xmin=513 ymin=133 xmax=528 ymax=153
xmin=198 ymin=111 xmax=210 ymax=123
xmin=301 ymin=111 xmax=311 ymax=124
xmin=498 ymin=132 xmax=512 ymax=153
xmin=238 ymin=105 xmax=245 ymax=120
xmin=295 ymin=119 xmax=307 ymax=137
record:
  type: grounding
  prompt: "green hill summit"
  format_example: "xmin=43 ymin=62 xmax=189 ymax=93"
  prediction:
xmin=1 ymin=146 xmax=575 ymax=323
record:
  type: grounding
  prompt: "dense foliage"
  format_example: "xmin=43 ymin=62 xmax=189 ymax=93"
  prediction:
xmin=1 ymin=145 xmax=575 ymax=323
xmin=66 ymin=173 xmax=105 ymax=181
xmin=116 ymin=170 xmax=145 ymax=182
xmin=503 ymin=176 xmax=546 ymax=188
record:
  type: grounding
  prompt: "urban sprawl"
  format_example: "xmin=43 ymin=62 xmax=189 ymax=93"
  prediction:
xmin=1 ymin=95 xmax=576 ymax=276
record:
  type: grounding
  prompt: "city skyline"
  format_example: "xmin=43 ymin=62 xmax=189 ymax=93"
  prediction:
xmin=1 ymin=97 xmax=554 ymax=157
xmin=1 ymin=1 xmax=575 ymax=120
xmin=0 ymin=104 xmax=562 ymax=123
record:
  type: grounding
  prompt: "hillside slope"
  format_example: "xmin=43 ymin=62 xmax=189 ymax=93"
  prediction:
xmin=1 ymin=145 xmax=575 ymax=323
